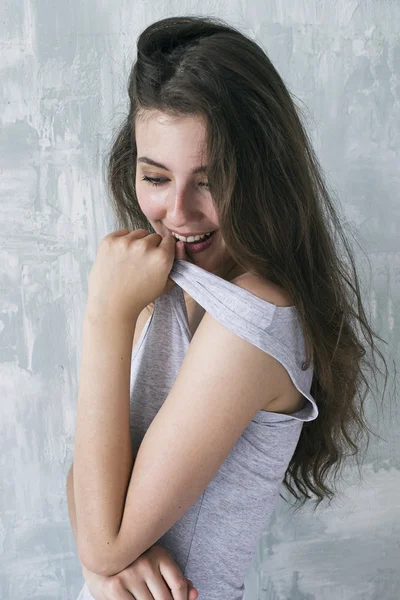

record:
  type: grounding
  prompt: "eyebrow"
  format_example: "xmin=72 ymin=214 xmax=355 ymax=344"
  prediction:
xmin=137 ymin=156 xmax=208 ymax=175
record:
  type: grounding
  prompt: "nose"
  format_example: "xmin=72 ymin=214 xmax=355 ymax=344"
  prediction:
xmin=167 ymin=189 xmax=202 ymax=225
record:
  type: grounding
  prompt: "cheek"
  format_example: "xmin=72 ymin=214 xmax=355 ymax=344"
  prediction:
xmin=205 ymin=197 xmax=219 ymax=223
xmin=136 ymin=184 xmax=168 ymax=220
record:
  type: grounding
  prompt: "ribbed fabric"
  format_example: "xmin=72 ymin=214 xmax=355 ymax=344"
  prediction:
xmin=76 ymin=259 xmax=318 ymax=600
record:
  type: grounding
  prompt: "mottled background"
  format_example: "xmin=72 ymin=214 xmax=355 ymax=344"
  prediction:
xmin=1 ymin=1 xmax=399 ymax=599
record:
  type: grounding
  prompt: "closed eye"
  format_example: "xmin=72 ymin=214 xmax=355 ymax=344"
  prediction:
xmin=141 ymin=176 xmax=210 ymax=189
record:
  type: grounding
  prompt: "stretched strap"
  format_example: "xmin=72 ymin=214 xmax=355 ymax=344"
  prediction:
xmin=166 ymin=260 xmax=318 ymax=423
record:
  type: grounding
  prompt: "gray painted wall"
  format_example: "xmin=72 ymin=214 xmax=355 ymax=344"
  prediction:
xmin=1 ymin=2 xmax=398 ymax=599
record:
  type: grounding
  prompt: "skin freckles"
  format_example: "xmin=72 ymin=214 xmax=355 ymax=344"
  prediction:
xmin=134 ymin=110 xmax=244 ymax=283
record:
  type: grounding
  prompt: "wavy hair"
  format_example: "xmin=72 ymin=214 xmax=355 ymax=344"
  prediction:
xmin=105 ymin=15 xmax=391 ymax=511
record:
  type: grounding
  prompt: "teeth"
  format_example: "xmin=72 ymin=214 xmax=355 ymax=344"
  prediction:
xmin=172 ymin=231 xmax=213 ymax=243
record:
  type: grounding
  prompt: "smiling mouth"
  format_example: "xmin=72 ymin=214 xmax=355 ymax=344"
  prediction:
xmin=167 ymin=229 xmax=217 ymax=240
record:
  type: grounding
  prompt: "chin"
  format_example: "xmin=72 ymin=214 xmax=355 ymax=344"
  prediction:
xmin=192 ymin=254 xmax=222 ymax=273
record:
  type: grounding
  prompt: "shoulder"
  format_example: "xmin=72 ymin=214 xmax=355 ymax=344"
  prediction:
xmin=230 ymin=272 xmax=294 ymax=308
xmin=182 ymin=282 xmax=295 ymax=408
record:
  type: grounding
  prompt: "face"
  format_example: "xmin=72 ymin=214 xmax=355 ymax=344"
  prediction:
xmin=134 ymin=110 xmax=239 ymax=280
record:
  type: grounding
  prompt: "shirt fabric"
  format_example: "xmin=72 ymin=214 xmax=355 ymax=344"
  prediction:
xmin=76 ymin=259 xmax=318 ymax=600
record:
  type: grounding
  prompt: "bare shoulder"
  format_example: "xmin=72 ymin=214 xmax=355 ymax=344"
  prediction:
xmin=230 ymin=272 xmax=294 ymax=308
xmin=230 ymin=272 xmax=304 ymax=414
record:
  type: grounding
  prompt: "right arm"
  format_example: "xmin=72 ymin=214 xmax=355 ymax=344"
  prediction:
xmin=66 ymin=303 xmax=153 ymax=572
xmin=66 ymin=464 xmax=96 ymax=581
xmin=66 ymin=465 xmax=78 ymax=548
xmin=66 ymin=304 xmax=198 ymax=599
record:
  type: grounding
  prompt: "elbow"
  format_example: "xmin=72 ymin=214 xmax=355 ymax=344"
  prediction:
xmin=78 ymin=541 xmax=121 ymax=578
xmin=77 ymin=534 xmax=110 ymax=577
xmin=78 ymin=546 xmax=109 ymax=577
xmin=77 ymin=542 xmax=98 ymax=575
xmin=84 ymin=556 xmax=123 ymax=578
xmin=80 ymin=545 xmax=140 ymax=577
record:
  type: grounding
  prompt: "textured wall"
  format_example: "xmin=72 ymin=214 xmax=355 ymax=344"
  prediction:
xmin=1 ymin=2 xmax=399 ymax=599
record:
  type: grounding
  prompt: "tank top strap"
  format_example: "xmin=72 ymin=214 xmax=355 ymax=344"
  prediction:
xmin=165 ymin=259 xmax=278 ymax=330
xmin=158 ymin=260 xmax=318 ymax=423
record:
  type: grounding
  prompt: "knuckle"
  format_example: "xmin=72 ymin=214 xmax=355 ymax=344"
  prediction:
xmin=171 ymin=576 xmax=187 ymax=591
xmin=102 ymin=234 xmax=119 ymax=250
xmin=158 ymin=248 xmax=170 ymax=262
xmin=100 ymin=234 xmax=112 ymax=247
xmin=106 ymin=577 xmax=123 ymax=594
xmin=132 ymin=236 xmax=147 ymax=250
xmin=137 ymin=554 xmax=152 ymax=569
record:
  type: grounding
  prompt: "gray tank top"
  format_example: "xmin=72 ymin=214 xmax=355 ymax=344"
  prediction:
xmin=77 ymin=259 xmax=318 ymax=600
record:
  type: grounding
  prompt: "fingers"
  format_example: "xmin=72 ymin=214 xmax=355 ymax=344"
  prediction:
xmin=159 ymin=231 xmax=177 ymax=248
xmin=124 ymin=228 xmax=150 ymax=239
xmin=127 ymin=579 xmax=164 ymax=599
xmin=105 ymin=228 xmax=149 ymax=241
xmin=144 ymin=575 xmax=178 ymax=599
xmin=176 ymin=240 xmax=184 ymax=259
xmin=175 ymin=240 xmax=195 ymax=264
xmin=104 ymin=577 xmax=140 ymax=599
xmin=110 ymin=228 xmax=138 ymax=238
xmin=131 ymin=230 xmax=175 ymax=249
xmin=157 ymin=562 xmax=191 ymax=600
xmin=110 ymin=229 xmax=178 ymax=252
xmin=188 ymin=586 xmax=199 ymax=600
xmin=110 ymin=228 xmax=131 ymax=237
xmin=187 ymin=580 xmax=199 ymax=600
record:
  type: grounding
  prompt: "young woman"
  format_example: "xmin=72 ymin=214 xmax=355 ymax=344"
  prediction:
xmin=68 ymin=15 xmax=389 ymax=600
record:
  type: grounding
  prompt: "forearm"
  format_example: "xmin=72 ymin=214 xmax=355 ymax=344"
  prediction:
xmin=66 ymin=466 xmax=78 ymax=546
xmin=73 ymin=307 xmax=139 ymax=568
xmin=67 ymin=465 xmax=160 ymax=580
xmin=66 ymin=466 xmax=94 ymax=578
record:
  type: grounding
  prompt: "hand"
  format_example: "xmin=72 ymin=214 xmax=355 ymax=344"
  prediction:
xmin=82 ymin=544 xmax=198 ymax=600
xmin=86 ymin=228 xmax=178 ymax=320
xmin=174 ymin=239 xmax=196 ymax=265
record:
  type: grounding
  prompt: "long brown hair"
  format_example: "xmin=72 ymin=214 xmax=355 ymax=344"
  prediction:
xmin=105 ymin=15 xmax=392 ymax=511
